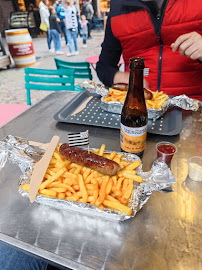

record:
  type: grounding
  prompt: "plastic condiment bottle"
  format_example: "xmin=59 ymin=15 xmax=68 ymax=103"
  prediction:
xmin=120 ymin=57 xmax=148 ymax=158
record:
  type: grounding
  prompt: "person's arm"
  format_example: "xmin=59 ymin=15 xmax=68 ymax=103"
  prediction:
xmin=40 ymin=7 xmax=49 ymax=27
xmin=96 ymin=14 xmax=123 ymax=86
xmin=63 ymin=6 xmax=69 ymax=29
xmin=54 ymin=16 xmax=61 ymax=33
xmin=89 ymin=4 xmax=94 ymax=16
xmin=113 ymin=71 xmax=129 ymax=84
xmin=96 ymin=14 xmax=150 ymax=88
xmin=171 ymin=32 xmax=202 ymax=62
xmin=57 ymin=5 xmax=61 ymax=19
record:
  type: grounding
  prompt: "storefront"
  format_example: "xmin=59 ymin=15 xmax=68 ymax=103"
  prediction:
xmin=78 ymin=0 xmax=109 ymax=18
xmin=9 ymin=0 xmax=44 ymax=37
xmin=99 ymin=0 xmax=110 ymax=16
xmin=0 ymin=0 xmax=107 ymax=37
xmin=12 ymin=0 xmax=37 ymax=11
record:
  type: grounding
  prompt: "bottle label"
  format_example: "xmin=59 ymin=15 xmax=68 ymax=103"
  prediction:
xmin=120 ymin=123 xmax=147 ymax=153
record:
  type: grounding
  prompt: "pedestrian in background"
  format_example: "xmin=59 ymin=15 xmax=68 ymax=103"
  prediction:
xmin=64 ymin=0 xmax=79 ymax=56
xmin=53 ymin=0 xmax=58 ymax=10
xmin=82 ymin=0 xmax=94 ymax=39
xmin=80 ymin=15 xmax=88 ymax=48
xmin=56 ymin=0 xmax=68 ymax=46
xmin=49 ymin=6 xmax=64 ymax=54
xmin=39 ymin=0 xmax=53 ymax=52
xmin=73 ymin=1 xmax=81 ymax=37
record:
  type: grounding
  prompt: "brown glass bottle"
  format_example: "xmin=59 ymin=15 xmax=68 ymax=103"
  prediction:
xmin=120 ymin=57 xmax=148 ymax=158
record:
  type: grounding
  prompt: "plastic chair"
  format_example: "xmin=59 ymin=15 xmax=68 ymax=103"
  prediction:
xmin=93 ymin=17 xmax=104 ymax=30
xmin=25 ymin=68 xmax=76 ymax=105
xmin=0 ymin=104 xmax=30 ymax=127
xmin=54 ymin=58 xmax=93 ymax=80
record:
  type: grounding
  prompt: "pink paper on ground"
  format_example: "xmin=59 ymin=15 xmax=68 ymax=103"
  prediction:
xmin=0 ymin=104 xmax=30 ymax=127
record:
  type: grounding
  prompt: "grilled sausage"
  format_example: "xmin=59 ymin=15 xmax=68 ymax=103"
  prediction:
xmin=111 ymin=83 xmax=128 ymax=91
xmin=59 ymin=144 xmax=120 ymax=176
xmin=143 ymin=88 xmax=153 ymax=100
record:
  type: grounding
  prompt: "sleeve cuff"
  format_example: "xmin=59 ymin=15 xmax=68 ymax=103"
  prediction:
xmin=96 ymin=62 xmax=119 ymax=87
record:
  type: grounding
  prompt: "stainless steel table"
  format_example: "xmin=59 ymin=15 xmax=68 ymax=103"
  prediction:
xmin=0 ymin=92 xmax=201 ymax=270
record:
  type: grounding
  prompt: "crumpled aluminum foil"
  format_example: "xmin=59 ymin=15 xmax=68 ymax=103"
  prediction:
xmin=79 ymin=81 xmax=170 ymax=119
xmin=79 ymin=80 xmax=108 ymax=96
xmin=100 ymin=97 xmax=171 ymax=120
xmin=170 ymin=94 xmax=200 ymax=111
xmin=0 ymin=135 xmax=176 ymax=221
xmin=100 ymin=94 xmax=200 ymax=120
xmin=79 ymin=81 xmax=200 ymax=119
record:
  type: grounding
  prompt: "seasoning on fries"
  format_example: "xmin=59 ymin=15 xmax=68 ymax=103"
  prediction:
xmin=20 ymin=144 xmax=143 ymax=216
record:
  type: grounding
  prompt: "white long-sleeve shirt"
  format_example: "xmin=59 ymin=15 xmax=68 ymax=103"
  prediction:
xmin=64 ymin=5 xmax=78 ymax=29
xmin=39 ymin=1 xmax=50 ymax=28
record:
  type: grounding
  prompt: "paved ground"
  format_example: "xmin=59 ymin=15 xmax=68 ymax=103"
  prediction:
xmin=0 ymin=30 xmax=104 ymax=105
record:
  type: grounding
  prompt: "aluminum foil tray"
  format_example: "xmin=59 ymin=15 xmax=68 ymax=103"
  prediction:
xmin=54 ymin=91 xmax=182 ymax=136
xmin=100 ymin=96 xmax=171 ymax=120
xmin=0 ymin=136 xmax=176 ymax=222
xmin=100 ymin=94 xmax=199 ymax=119
xmin=80 ymin=81 xmax=199 ymax=119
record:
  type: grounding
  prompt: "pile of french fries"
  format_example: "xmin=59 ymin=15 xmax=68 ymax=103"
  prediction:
xmin=104 ymin=88 xmax=169 ymax=109
xmin=20 ymin=144 xmax=143 ymax=216
xmin=104 ymin=88 xmax=126 ymax=103
xmin=146 ymin=91 xmax=169 ymax=109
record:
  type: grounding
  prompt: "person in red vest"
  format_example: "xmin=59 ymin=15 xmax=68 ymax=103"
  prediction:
xmin=96 ymin=0 xmax=202 ymax=101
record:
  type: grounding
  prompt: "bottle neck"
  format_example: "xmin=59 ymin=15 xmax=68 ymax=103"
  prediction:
xmin=128 ymin=68 xmax=145 ymax=100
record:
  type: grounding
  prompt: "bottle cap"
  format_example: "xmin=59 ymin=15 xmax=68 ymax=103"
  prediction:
xmin=129 ymin=57 xmax=145 ymax=70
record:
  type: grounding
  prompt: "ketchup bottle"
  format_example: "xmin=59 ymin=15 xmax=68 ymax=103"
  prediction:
xmin=120 ymin=57 xmax=148 ymax=158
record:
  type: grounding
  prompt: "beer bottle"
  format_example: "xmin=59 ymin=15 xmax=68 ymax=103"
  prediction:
xmin=120 ymin=57 xmax=148 ymax=157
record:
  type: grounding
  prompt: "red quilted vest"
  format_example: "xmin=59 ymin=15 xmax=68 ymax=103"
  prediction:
xmin=111 ymin=0 xmax=202 ymax=100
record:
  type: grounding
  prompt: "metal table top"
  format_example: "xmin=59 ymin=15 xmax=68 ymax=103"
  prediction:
xmin=0 ymin=92 xmax=201 ymax=270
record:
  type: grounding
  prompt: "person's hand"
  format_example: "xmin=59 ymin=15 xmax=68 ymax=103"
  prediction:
xmin=171 ymin=32 xmax=202 ymax=61
xmin=144 ymin=79 xmax=149 ymax=89
xmin=56 ymin=18 xmax=60 ymax=22
xmin=113 ymin=71 xmax=149 ymax=88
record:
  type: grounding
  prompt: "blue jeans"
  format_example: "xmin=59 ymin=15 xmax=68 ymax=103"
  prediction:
xmin=46 ymin=29 xmax=52 ymax=50
xmin=0 ymin=242 xmax=47 ymax=270
xmin=58 ymin=21 xmax=68 ymax=45
xmin=67 ymin=28 xmax=78 ymax=53
xmin=82 ymin=34 xmax=87 ymax=45
xmin=50 ymin=29 xmax=62 ymax=52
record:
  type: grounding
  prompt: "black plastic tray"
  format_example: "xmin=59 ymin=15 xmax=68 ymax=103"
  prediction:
xmin=54 ymin=91 xmax=182 ymax=136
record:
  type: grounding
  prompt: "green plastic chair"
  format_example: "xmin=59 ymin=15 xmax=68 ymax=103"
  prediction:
xmin=54 ymin=58 xmax=93 ymax=80
xmin=25 ymin=68 xmax=77 ymax=105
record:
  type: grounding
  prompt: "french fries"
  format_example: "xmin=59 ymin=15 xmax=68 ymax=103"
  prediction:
xmin=20 ymin=145 xmax=144 ymax=216
xmin=104 ymin=88 xmax=126 ymax=103
xmin=104 ymin=89 xmax=169 ymax=109
xmin=146 ymin=91 xmax=169 ymax=109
